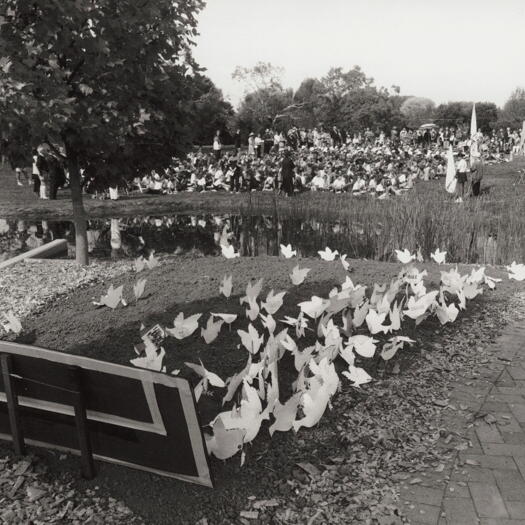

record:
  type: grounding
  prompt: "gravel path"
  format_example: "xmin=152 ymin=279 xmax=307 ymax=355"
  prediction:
xmin=0 ymin=259 xmax=131 ymax=336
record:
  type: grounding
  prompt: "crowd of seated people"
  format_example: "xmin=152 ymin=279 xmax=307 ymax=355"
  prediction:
xmin=121 ymin=124 xmax=521 ymax=198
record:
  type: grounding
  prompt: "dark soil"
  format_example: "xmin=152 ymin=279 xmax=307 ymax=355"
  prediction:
xmin=2 ymin=255 xmax=521 ymax=524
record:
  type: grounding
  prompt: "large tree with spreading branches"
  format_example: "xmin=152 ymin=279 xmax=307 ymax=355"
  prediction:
xmin=0 ymin=0 xmax=205 ymax=265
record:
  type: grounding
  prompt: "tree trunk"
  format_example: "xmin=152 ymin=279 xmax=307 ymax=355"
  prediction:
xmin=66 ymin=146 xmax=89 ymax=265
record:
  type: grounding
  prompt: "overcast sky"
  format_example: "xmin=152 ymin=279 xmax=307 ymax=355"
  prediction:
xmin=193 ymin=0 xmax=524 ymax=109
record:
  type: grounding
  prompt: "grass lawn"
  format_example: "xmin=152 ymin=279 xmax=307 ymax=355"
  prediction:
xmin=3 ymin=254 xmax=524 ymax=523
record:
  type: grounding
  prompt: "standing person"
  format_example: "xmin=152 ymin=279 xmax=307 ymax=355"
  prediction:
xmin=255 ymin=133 xmax=263 ymax=158
xmin=31 ymin=149 xmax=41 ymax=197
xmin=470 ymin=154 xmax=484 ymax=197
xmin=455 ymin=152 xmax=468 ymax=202
xmin=36 ymin=143 xmax=51 ymax=199
xmin=280 ymin=149 xmax=295 ymax=197
xmin=49 ymin=153 xmax=66 ymax=200
xmin=263 ymin=129 xmax=273 ymax=155
xmin=247 ymin=132 xmax=255 ymax=156
xmin=212 ymin=130 xmax=222 ymax=161
xmin=233 ymin=129 xmax=241 ymax=155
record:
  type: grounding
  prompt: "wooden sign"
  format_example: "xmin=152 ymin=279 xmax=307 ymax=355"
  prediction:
xmin=0 ymin=341 xmax=213 ymax=487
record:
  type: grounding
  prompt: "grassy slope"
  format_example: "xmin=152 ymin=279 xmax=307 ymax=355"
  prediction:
xmin=1 ymin=159 xmax=524 ymax=222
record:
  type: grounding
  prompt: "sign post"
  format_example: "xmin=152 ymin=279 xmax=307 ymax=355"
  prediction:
xmin=0 ymin=341 xmax=213 ymax=487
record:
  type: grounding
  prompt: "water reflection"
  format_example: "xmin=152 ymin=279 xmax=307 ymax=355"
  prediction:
xmin=0 ymin=214 xmax=372 ymax=262
xmin=0 ymin=219 xmax=71 ymax=262
xmin=0 ymin=213 xmax=500 ymax=264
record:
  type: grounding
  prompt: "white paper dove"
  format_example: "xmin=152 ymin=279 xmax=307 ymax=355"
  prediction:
xmin=218 ymin=382 xmax=268 ymax=443
xmin=298 ymin=296 xmax=327 ymax=319
xmin=269 ymin=393 xmax=301 ymax=436
xmin=342 ymin=366 xmax=372 ymax=387
xmin=245 ymin=296 xmax=260 ymax=321
xmin=353 ymin=300 xmax=370 ymax=327
xmin=340 ymin=253 xmax=350 ymax=271
xmin=318 ymin=247 xmax=339 ymax=261
xmin=146 ymin=252 xmax=160 ymax=270
xmin=430 ymin=249 xmax=447 ymax=264
xmin=133 ymin=278 xmax=147 ymax=301
xmin=223 ymin=357 xmax=252 ymax=405
xmin=166 ymin=312 xmax=202 ymax=339
xmin=185 ymin=360 xmax=225 ymax=388
xmin=134 ymin=256 xmax=146 ymax=273
xmin=219 ymin=275 xmax=233 ymax=298
xmin=435 ymin=299 xmax=459 ymax=325
xmin=507 ymin=262 xmax=525 ymax=281
xmin=380 ymin=336 xmax=416 ymax=361
xmin=201 ymin=316 xmax=224 ymax=344
xmin=280 ymin=313 xmax=309 ymax=338
xmin=484 ymin=274 xmax=502 ymax=289
xmin=395 ymin=249 xmax=416 ymax=264
xmin=240 ymin=279 xmax=264 ymax=305
xmin=1 ymin=311 xmax=22 ymax=334
xmin=261 ymin=289 xmax=286 ymax=315
xmin=404 ymin=291 xmax=439 ymax=321
xmin=346 ymin=335 xmax=379 ymax=358
xmin=211 ymin=312 xmax=238 ymax=325
xmin=205 ymin=417 xmax=245 ymax=460
xmin=365 ymin=309 xmax=388 ymax=335
xmin=259 ymin=313 xmax=276 ymax=334
xmin=290 ymin=265 xmax=310 ymax=285
xmin=221 ymin=243 xmax=240 ymax=259
xmin=280 ymin=243 xmax=297 ymax=259
xmin=293 ymin=359 xmax=338 ymax=432
xmin=237 ymin=324 xmax=264 ymax=355
xmin=95 ymin=284 xmax=124 ymax=309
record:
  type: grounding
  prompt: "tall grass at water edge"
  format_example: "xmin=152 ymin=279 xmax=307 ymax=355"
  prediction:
xmin=242 ymin=160 xmax=525 ymax=265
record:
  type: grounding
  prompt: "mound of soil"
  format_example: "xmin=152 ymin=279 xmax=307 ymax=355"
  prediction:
xmin=5 ymin=256 xmax=519 ymax=524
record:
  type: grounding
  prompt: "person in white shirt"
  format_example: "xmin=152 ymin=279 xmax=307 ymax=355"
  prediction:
xmin=212 ymin=130 xmax=222 ymax=160
xmin=310 ymin=172 xmax=326 ymax=191
xmin=455 ymin=153 xmax=468 ymax=201
xmin=331 ymin=173 xmax=348 ymax=192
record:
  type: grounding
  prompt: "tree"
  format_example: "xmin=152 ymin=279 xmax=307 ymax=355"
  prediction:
xmin=434 ymin=101 xmax=500 ymax=132
xmin=321 ymin=66 xmax=372 ymax=98
xmin=232 ymin=61 xmax=284 ymax=93
xmin=0 ymin=0 xmax=204 ymax=265
xmin=502 ymin=88 xmax=525 ymax=127
xmin=400 ymin=97 xmax=435 ymax=128
xmin=232 ymin=62 xmax=293 ymax=133
xmin=293 ymin=77 xmax=326 ymax=129
xmin=189 ymin=74 xmax=234 ymax=145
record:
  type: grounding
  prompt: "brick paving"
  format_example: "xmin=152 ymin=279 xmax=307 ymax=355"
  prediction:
xmin=399 ymin=321 xmax=525 ymax=524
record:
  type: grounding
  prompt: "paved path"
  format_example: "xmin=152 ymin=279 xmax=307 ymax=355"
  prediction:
xmin=399 ymin=321 xmax=525 ymax=524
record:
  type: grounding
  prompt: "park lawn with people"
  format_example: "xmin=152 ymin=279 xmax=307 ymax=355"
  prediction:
xmin=1 ymin=252 xmax=524 ymax=524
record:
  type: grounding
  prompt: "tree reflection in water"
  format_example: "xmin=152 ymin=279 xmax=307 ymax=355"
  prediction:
xmin=0 ymin=213 xmax=379 ymax=262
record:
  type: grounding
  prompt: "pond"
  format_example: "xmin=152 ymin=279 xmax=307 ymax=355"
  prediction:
xmin=0 ymin=213 xmax=499 ymax=265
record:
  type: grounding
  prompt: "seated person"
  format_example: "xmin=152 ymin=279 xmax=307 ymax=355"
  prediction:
xmin=331 ymin=172 xmax=348 ymax=192
xmin=310 ymin=171 xmax=327 ymax=191
xmin=352 ymin=174 xmax=366 ymax=193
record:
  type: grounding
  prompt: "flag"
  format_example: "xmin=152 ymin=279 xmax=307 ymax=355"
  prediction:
xmin=470 ymin=103 xmax=477 ymax=138
xmin=469 ymin=103 xmax=480 ymax=162
xmin=445 ymin=146 xmax=457 ymax=194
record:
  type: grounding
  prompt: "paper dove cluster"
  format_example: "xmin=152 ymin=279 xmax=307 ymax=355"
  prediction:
xmin=125 ymin=244 xmax=517 ymax=464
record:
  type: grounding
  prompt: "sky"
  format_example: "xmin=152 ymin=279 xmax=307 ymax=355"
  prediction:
xmin=193 ymin=0 xmax=525 ymax=109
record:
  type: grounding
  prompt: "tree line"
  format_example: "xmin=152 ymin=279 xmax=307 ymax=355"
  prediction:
xmin=229 ymin=62 xmax=525 ymax=140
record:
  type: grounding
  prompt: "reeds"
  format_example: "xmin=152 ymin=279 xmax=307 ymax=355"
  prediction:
xmin=242 ymin=162 xmax=525 ymax=265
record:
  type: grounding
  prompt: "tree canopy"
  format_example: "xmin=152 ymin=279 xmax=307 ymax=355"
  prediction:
xmin=0 ymin=0 xmax=205 ymax=264
xmin=502 ymin=88 xmax=525 ymax=128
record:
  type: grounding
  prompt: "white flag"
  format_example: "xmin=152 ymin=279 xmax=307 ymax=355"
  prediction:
xmin=470 ymin=103 xmax=477 ymax=138
xmin=445 ymin=146 xmax=457 ymax=194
